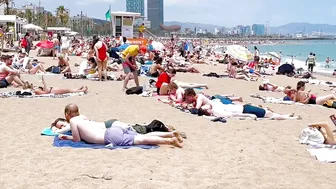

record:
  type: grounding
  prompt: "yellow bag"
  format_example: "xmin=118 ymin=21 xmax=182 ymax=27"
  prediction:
xmin=323 ymin=100 xmax=336 ymax=108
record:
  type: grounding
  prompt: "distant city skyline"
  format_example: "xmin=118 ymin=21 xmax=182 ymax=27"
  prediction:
xmin=11 ymin=0 xmax=336 ymax=27
xmin=126 ymin=0 xmax=145 ymax=16
xmin=147 ymin=0 xmax=164 ymax=29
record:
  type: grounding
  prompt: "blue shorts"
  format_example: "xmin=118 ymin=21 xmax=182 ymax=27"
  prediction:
xmin=242 ymin=104 xmax=266 ymax=118
xmin=0 ymin=78 xmax=9 ymax=88
xmin=249 ymin=69 xmax=254 ymax=74
xmin=212 ymin=95 xmax=233 ymax=104
xmin=104 ymin=127 xmax=138 ymax=146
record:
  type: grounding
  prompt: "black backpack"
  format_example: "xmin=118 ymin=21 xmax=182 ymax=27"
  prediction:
xmin=145 ymin=120 xmax=169 ymax=133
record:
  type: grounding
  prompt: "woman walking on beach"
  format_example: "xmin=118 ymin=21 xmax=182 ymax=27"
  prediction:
xmin=92 ymin=35 xmax=108 ymax=81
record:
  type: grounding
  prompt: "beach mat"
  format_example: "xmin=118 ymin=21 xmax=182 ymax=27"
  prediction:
xmin=52 ymin=136 xmax=159 ymax=150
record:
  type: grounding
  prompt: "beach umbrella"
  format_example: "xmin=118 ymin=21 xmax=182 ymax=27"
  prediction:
xmin=23 ymin=24 xmax=43 ymax=31
xmin=226 ymin=45 xmax=253 ymax=62
xmin=117 ymin=44 xmax=130 ymax=51
xmin=151 ymin=41 xmax=165 ymax=51
xmin=36 ymin=40 xmax=54 ymax=49
xmin=268 ymin=52 xmax=281 ymax=59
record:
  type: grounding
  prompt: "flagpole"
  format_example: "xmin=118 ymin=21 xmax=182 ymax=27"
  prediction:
xmin=109 ymin=5 xmax=112 ymax=36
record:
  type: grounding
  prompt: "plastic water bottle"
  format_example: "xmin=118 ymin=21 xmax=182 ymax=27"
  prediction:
xmin=143 ymin=80 xmax=148 ymax=92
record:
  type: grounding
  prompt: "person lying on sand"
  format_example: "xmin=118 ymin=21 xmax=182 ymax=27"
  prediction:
xmin=166 ymin=55 xmax=200 ymax=73
xmin=51 ymin=116 xmax=186 ymax=138
xmin=183 ymin=88 xmax=301 ymax=120
xmin=159 ymin=78 xmax=209 ymax=96
xmin=303 ymin=122 xmax=336 ymax=145
xmin=295 ymin=81 xmax=335 ymax=105
xmin=58 ymin=104 xmax=183 ymax=148
xmin=26 ymin=76 xmax=88 ymax=95
xmin=259 ymin=81 xmax=294 ymax=93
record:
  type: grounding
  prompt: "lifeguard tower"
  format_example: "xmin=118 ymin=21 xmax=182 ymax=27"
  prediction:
xmin=110 ymin=11 xmax=141 ymax=38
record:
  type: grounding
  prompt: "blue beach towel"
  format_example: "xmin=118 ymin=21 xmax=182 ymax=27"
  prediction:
xmin=41 ymin=128 xmax=60 ymax=136
xmin=52 ymin=136 xmax=158 ymax=150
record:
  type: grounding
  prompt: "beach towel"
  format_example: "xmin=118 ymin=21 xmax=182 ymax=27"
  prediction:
xmin=250 ymin=94 xmax=295 ymax=105
xmin=0 ymin=91 xmax=86 ymax=98
xmin=250 ymin=94 xmax=325 ymax=107
xmin=300 ymin=79 xmax=335 ymax=87
xmin=41 ymin=128 xmax=59 ymax=136
xmin=53 ymin=136 xmax=158 ymax=150
xmin=306 ymin=148 xmax=336 ymax=163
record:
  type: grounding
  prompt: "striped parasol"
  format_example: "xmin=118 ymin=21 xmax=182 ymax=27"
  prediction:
xmin=226 ymin=45 xmax=253 ymax=62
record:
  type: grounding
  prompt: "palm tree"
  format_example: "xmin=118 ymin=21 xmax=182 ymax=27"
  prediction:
xmin=25 ymin=9 xmax=33 ymax=23
xmin=0 ymin=0 xmax=10 ymax=15
xmin=56 ymin=6 xmax=69 ymax=26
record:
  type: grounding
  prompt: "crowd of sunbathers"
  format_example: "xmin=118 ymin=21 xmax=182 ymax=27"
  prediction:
xmin=2 ymin=33 xmax=335 ymax=149
xmin=257 ymin=80 xmax=336 ymax=107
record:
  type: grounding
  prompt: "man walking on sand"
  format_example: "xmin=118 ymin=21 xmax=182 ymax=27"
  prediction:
xmin=58 ymin=104 xmax=183 ymax=148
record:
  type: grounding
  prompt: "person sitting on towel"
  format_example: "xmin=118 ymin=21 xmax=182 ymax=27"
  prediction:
xmin=0 ymin=55 xmax=25 ymax=88
xmin=183 ymin=88 xmax=302 ymax=120
xmin=57 ymin=104 xmax=183 ymax=148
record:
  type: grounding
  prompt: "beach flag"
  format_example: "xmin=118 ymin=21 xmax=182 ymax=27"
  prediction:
xmin=105 ymin=9 xmax=111 ymax=21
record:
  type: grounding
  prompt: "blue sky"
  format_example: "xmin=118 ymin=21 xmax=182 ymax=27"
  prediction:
xmin=14 ymin=0 xmax=336 ymax=27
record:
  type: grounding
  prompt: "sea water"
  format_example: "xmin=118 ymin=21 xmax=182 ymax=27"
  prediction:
xmin=250 ymin=40 xmax=336 ymax=74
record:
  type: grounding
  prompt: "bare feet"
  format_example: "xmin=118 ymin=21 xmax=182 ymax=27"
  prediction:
xmin=173 ymin=131 xmax=183 ymax=143
xmin=170 ymin=137 xmax=183 ymax=148
xmin=82 ymin=86 xmax=88 ymax=93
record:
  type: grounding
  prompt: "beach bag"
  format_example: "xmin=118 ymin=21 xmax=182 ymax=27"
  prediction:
xmin=51 ymin=66 xmax=61 ymax=74
xmin=145 ymin=120 xmax=169 ymax=133
xmin=323 ymin=100 xmax=336 ymax=109
xmin=125 ymin=86 xmax=143 ymax=95
xmin=299 ymin=127 xmax=325 ymax=145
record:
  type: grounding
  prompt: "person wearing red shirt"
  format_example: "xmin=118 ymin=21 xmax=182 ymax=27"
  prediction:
xmin=156 ymin=69 xmax=176 ymax=95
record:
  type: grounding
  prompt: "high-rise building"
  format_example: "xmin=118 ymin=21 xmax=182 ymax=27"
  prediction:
xmin=147 ymin=0 xmax=164 ymax=29
xmin=252 ymin=24 xmax=265 ymax=36
xmin=126 ymin=0 xmax=145 ymax=16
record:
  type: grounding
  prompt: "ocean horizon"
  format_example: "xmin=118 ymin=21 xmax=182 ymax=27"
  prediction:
xmin=249 ymin=40 xmax=336 ymax=74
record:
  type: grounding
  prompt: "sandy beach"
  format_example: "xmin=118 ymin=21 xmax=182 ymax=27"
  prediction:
xmin=0 ymin=51 xmax=335 ymax=189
